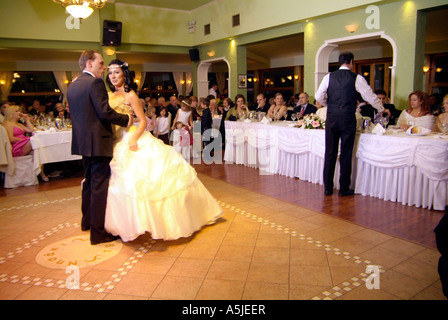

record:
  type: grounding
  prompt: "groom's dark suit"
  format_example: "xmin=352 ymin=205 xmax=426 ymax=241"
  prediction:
xmin=67 ymin=72 xmax=129 ymax=244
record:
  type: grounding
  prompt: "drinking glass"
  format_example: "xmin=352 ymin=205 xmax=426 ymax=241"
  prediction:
xmin=381 ymin=116 xmax=389 ymax=128
xmin=442 ymin=122 xmax=448 ymax=135
xmin=291 ymin=113 xmax=297 ymax=121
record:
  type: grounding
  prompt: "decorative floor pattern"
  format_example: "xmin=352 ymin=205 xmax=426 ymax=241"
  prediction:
xmin=0 ymin=176 xmax=445 ymax=300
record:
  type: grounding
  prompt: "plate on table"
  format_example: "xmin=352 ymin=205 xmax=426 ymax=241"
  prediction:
xmin=406 ymin=126 xmax=431 ymax=136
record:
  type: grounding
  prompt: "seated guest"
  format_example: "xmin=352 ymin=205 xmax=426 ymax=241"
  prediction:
xmin=210 ymin=99 xmax=219 ymax=117
xmin=226 ymin=94 xmax=249 ymax=120
xmin=54 ymin=102 xmax=69 ymax=119
xmin=315 ymin=100 xmax=327 ymax=122
xmin=2 ymin=105 xmax=34 ymax=157
xmin=357 ymin=98 xmax=376 ymax=120
xmin=429 ymin=93 xmax=444 ymax=116
xmin=251 ymin=93 xmax=270 ymax=113
xmin=293 ymin=92 xmax=317 ymax=119
xmin=267 ymin=93 xmax=287 ymax=120
xmin=397 ymin=90 xmax=435 ymax=131
xmin=28 ymin=100 xmax=46 ymax=117
xmin=0 ymin=101 xmax=11 ymax=123
xmin=375 ymin=89 xmax=400 ymax=125
xmin=2 ymin=105 xmax=48 ymax=181
xmin=433 ymin=94 xmax=448 ymax=133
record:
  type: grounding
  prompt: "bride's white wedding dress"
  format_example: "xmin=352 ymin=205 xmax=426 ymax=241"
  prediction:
xmin=105 ymin=94 xmax=223 ymax=242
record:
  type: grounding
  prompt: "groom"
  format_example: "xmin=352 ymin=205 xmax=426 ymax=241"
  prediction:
xmin=67 ymin=50 xmax=131 ymax=245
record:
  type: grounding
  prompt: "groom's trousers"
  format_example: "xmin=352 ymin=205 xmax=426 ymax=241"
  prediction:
xmin=81 ymin=156 xmax=112 ymax=244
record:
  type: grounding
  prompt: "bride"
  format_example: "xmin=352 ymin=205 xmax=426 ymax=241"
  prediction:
xmin=104 ymin=60 xmax=223 ymax=242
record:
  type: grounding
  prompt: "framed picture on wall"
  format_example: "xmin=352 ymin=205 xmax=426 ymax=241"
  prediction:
xmin=238 ymin=74 xmax=247 ymax=88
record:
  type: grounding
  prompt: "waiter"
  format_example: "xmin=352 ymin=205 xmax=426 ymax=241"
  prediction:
xmin=315 ymin=52 xmax=383 ymax=196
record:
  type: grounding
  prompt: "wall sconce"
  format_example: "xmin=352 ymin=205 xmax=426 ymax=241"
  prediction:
xmin=294 ymin=75 xmax=299 ymax=80
xmin=104 ymin=46 xmax=116 ymax=56
xmin=436 ymin=67 xmax=443 ymax=73
xmin=423 ymin=66 xmax=430 ymax=73
xmin=186 ymin=80 xmax=192 ymax=85
xmin=180 ymin=80 xmax=186 ymax=85
xmin=345 ymin=24 xmax=360 ymax=33
xmin=207 ymin=50 xmax=215 ymax=57
xmin=0 ymin=80 xmax=5 ymax=86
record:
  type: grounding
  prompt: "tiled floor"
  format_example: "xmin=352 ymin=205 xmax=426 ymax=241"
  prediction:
xmin=0 ymin=173 xmax=445 ymax=300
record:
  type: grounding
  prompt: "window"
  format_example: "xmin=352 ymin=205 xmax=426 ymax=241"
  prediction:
xmin=140 ymin=72 xmax=178 ymax=99
xmin=259 ymin=67 xmax=295 ymax=104
xmin=355 ymin=58 xmax=392 ymax=97
xmin=427 ymin=53 xmax=448 ymax=97
xmin=8 ymin=71 xmax=62 ymax=106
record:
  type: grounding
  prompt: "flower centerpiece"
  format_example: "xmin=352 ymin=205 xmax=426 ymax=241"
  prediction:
xmin=297 ymin=113 xmax=325 ymax=129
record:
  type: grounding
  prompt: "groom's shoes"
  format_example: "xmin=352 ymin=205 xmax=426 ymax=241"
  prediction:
xmin=91 ymin=234 xmax=120 ymax=245
xmin=338 ymin=189 xmax=355 ymax=197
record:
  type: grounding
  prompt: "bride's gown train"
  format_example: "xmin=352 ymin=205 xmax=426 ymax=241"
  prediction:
xmin=105 ymin=95 xmax=223 ymax=242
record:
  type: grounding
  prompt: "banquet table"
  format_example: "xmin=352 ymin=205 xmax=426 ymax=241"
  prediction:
xmin=224 ymin=120 xmax=448 ymax=211
xmin=30 ymin=130 xmax=81 ymax=176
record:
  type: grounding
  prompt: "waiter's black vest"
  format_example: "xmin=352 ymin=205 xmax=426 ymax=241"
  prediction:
xmin=327 ymin=69 xmax=358 ymax=116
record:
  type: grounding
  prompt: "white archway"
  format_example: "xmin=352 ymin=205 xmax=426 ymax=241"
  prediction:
xmin=315 ymin=31 xmax=397 ymax=103
xmin=197 ymin=57 xmax=231 ymax=98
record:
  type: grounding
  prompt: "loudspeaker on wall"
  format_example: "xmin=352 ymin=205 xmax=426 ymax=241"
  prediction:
xmin=189 ymin=48 xmax=200 ymax=62
xmin=102 ymin=20 xmax=122 ymax=46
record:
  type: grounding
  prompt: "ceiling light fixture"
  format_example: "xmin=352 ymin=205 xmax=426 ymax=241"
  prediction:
xmin=53 ymin=0 xmax=110 ymax=19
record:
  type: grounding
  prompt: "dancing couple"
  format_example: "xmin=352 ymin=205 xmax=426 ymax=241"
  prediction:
xmin=67 ymin=50 xmax=222 ymax=245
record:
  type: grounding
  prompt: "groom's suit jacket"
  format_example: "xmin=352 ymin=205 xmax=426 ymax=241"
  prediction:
xmin=67 ymin=72 xmax=129 ymax=158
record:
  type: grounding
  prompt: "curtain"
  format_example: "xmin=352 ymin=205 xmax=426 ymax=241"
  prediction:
xmin=185 ymin=72 xmax=194 ymax=96
xmin=172 ymin=72 xmax=184 ymax=96
xmin=53 ymin=71 xmax=69 ymax=102
xmin=134 ymin=72 xmax=146 ymax=93
xmin=0 ymin=72 xmax=13 ymax=101
xmin=71 ymin=71 xmax=82 ymax=82
xmin=215 ymin=72 xmax=226 ymax=96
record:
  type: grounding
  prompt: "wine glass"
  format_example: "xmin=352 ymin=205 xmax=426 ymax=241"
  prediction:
xmin=381 ymin=116 xmax=389 ymax=129
xmin=442 ymin=122 xmax=448 ymax=135
xmin=291 ymin=113 xmax=297 ymax=121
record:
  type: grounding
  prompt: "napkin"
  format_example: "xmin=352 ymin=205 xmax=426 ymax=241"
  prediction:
xmin=372 ymin=123 xmax=386 ymax=135
xmin=260 ymin=116 xmax=271 ymax=124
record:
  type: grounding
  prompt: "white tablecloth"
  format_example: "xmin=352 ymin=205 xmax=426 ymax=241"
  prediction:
xmin=30 ymin=130 xmax=81 ymax=175
xmin=224 ymin=120 xmax=448 ymax=211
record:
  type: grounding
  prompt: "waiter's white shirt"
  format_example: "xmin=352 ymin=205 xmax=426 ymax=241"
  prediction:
xmin=315 ymin=66 xmax=384 ymax=113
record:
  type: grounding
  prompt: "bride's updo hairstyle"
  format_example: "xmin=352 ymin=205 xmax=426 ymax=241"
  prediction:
xmin=106 ymin=59 xmax=137 ymax=93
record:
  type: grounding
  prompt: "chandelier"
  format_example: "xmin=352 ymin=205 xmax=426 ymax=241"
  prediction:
xmin=53 ymin=0 xmax=110 ymax=19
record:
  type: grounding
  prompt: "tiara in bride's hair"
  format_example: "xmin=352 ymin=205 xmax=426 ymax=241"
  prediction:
xmin=108 ymin=61 xmax=129 ymax=69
